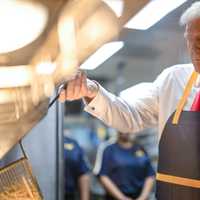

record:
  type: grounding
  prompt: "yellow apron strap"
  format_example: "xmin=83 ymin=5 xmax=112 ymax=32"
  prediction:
xmin=172 ymin=71 xmax=198 ymax=124
xmin=156 ymin=173 xmax=200 ymax=189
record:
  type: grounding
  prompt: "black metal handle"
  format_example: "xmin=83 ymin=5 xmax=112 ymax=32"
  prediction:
xmin=48 ymin=83 xmax=67 ymax=109
xmin=19 ymin=140 xmax=27 ymax=159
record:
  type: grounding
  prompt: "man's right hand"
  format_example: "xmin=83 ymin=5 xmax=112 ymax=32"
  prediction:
xmin=59 ymin=71 xmax=99 ymax=103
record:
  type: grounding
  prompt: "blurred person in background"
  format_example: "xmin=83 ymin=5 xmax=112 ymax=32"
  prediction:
xmin=93 ymin=131 xmax=155 ymax=200
xmin=64 ymin=136 xmax=90 ymax=200
xmin=60 ymin=2 xmax=200 ymax=199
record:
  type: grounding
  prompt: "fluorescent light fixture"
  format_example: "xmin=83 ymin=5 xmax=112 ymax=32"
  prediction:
xmin=102 ymin=0 xmax=124 ymax=17
xmin=125 ymin=0 xmax=187 ymax=30
xmin=80 ymin=41 xmax=124 ymax=70
xmin=0 ymin=0 xmax=48 ymax=53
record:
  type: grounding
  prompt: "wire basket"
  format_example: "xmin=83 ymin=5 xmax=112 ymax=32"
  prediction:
xmin=0 ymin=143 xmax=43 ymax=200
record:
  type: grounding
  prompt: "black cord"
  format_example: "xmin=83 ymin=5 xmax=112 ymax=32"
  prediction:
xmin=48 ymin=93 xmax=61 ymax=109
xmin=19 ymin=140 xmax=27 ymax=159
xmin=48 ymin=84 xmax=67 ymax=109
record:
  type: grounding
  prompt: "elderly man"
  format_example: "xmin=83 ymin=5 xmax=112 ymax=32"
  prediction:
xmin=60 ymin=2 xmax=200 ymax=200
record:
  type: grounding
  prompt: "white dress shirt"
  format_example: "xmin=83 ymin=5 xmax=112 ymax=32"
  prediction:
xmin=84 ymin=64 xmax=199 ymax=140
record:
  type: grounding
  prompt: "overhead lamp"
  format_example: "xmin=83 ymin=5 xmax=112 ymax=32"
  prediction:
xmin=54 ymin=0 xmax=120 ymax=82
xmin=0 ymin=0 xmax=121 ymax=159
xmin=80 ymin=41 xmax=124 ymax=70
xmin=125 ymin=0 xmax=187 ymax=30
xmin=36 ymin=62 xmax=56 ymax=75
xmin=0 ymin=0 xmax=48 ymax=54
xmin=0 ymin=66 xmax=32 ymax=88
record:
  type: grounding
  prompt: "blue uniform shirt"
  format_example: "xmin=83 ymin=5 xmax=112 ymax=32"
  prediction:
xmin=64 ymin=137 xmax=90 ymax=193
xmin=94 ymin=142 xmax=155 ymax=196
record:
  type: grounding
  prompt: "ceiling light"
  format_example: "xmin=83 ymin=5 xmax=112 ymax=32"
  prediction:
xmin=102 ymin=0 xmax=124 ymax=17
xmin=125 ymin=0 xmax=187 ymax=30
xmin=80 ymin=41 xmax=124 ymax=70
xmin=0 ymin=0 xmax=48 ymax=54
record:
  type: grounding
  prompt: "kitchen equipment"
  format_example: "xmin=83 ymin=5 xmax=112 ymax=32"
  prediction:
xmin=0 ymin=0 xmax=149 ymax=160
xmin=0 ymin=0 xmax=119 ymax=159
xmin=0 ymin=141 xmax=43 ymax=200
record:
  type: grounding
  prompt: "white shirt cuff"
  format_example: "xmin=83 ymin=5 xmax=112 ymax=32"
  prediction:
xmin=84 ymin=84 xmax=109 ymax=115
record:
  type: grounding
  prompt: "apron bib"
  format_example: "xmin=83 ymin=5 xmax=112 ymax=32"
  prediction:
xmin=156 ymin=71 xmax=200 ymax=199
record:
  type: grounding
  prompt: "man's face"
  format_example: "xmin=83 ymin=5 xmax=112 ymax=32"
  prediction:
xmin=118 ymin=132 xmax=131 ymax=142
xmin=185 ymin=18 xmax=200 ymax=72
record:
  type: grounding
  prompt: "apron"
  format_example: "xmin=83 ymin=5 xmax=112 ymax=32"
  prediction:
xmin=156 ymin=71 xmax=200 ymax=199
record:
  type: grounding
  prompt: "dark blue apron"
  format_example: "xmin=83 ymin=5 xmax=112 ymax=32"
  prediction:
xmin=156 ymin=71 xmax=200 ymax=199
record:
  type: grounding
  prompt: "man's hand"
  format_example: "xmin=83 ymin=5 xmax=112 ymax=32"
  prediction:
xmin=59 ymin=72 xmax=98 ymax=103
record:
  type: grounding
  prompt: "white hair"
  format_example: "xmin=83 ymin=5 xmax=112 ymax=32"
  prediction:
xmin=180 ymin=2 xmax=200 ymax=26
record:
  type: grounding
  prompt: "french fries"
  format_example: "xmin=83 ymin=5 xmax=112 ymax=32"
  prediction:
xmin=0 ymin=178 xmax=42 ymax=200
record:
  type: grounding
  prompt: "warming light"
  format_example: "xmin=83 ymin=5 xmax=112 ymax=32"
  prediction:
xmin=36 ymin=62 xmax=56 ymax=75
xmin=0 ymin=66 xmax=32 ymax=88
xmin=0 ymin=0 xmax=48 ymax=53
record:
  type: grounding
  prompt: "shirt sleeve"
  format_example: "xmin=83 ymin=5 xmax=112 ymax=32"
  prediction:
xmin=145 ymin=157 xmax=155 ymax=177
xmin=76 ymin=145 xmax=90 ymax=176
xmin=84 ymin=66 xmax=182 ymax=135
xmin=84 ymin=80 xmax=159 ymax=134
xmin=93 ymin=143 xmax=111 ymax=177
